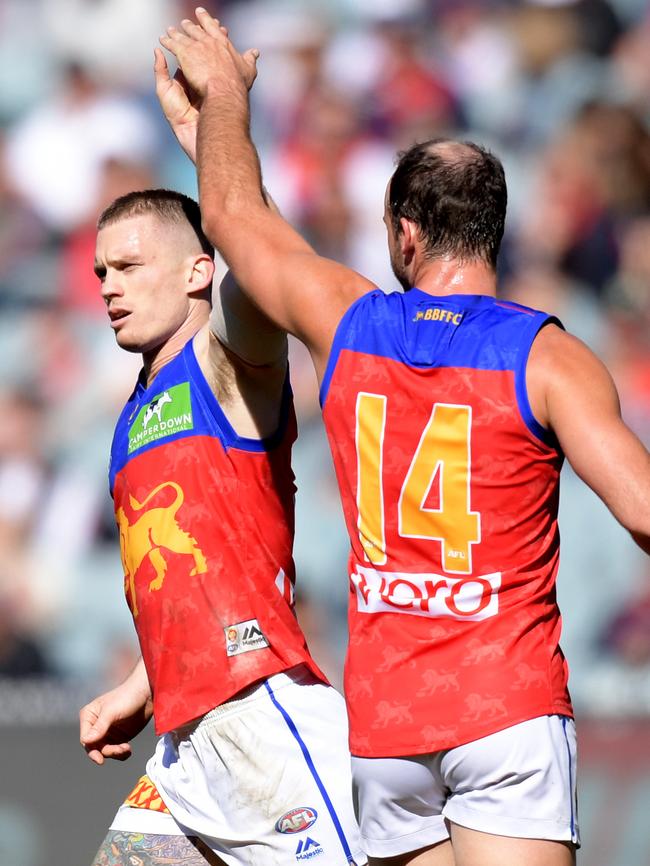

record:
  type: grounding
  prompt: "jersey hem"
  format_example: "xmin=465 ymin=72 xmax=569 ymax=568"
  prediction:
xmin=153 ymin=656 xmax=328 ymax=735
xmin=349 ymin=705 xmax=574 ymax=758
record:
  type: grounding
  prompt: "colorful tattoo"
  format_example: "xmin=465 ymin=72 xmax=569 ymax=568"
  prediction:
xmin=91 ymin=831 xmax=225 ymax=866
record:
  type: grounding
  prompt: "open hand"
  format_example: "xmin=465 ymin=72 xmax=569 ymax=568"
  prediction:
xmin=159 ymin=7 xmax=259 ymax=102
xmin=154 ymin=47 xmax=201 ymax=162
xmin=80 ymin=665 xmax=153 ymax=766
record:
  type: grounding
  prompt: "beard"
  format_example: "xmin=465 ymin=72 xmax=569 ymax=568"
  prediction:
xmin=389 ymin=248 xmax=412 ymax=292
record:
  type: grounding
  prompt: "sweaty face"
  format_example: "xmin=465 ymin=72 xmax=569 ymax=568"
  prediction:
xmin=94 ymin=214 xmax=193 ymax=354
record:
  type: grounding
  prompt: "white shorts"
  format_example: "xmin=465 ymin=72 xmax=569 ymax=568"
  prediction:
xmin=125 ymin=665 xmax=365 ymax=865
xmin=352 ymin=715 xmax=579 ymax=859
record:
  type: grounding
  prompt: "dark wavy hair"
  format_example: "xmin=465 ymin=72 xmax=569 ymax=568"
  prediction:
xmin=388 ymin=139 xmax=507 ymax=268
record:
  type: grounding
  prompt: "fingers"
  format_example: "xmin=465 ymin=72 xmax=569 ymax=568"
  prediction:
xmin=83 ymin=742 xmax=132 ymax=765
xmin=79 ymin=704 xmax=111 ymax=748
xmin=84 ymin=746 xmax=105 ymax=766
xmin=195 ymin=7 xmax=226 ymax=39
xmin=244 ymin=47 xmax=261 ymax=67
xmin=159 ymin=25 xmax=192 ymax=57
xmin=153 ymin=47 xmax=171 ymax=88
xmin=101 ymin=743 xmax=133 ymax=762
xmin=79 ymin=703 xmax=101 ymax=745
xmin=179 ymin=17 xmax=208 ymax=40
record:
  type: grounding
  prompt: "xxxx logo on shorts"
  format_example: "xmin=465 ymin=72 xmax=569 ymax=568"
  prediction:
xmin=128 ymin=382 xmax=193 ymax=454
xmin=124 ymin=775 xmax=170 ymax=813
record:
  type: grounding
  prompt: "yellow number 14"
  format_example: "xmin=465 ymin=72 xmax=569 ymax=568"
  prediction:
xmin=355 ymin=394 xmax=481 ymax=573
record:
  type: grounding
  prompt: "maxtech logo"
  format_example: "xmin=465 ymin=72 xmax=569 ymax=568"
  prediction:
xmin=352 ymin=565 xmax=501 ymax=621
xmin=275 ymin=807 xmax=318 ymax=834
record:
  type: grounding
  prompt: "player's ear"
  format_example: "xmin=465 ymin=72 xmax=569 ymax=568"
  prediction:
xmin=399 ymin=217 xmax=417 ymax=265
xmin=187 ymin=253 xmax=215 ymax=294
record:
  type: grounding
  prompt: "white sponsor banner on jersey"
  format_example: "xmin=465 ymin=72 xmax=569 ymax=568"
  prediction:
xmin=352 ymin=565 xmax=501 ymax=621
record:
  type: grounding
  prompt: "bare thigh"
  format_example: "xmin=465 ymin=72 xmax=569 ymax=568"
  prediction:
xmin=367 ymin=823 xmax=577 ymax=866
xmin=90 ymin=830 xmax=227 ymax=866
xmin=449 ymin=822 xmax=576 ymax=866
xmin=368 ymin=839 xmax=455 ymax=866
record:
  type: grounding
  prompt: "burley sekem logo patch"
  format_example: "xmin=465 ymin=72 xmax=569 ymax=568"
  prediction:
xmin=128 ymin=382 xmax=193 ymax=454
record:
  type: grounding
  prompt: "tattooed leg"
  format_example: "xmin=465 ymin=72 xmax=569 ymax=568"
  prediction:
xmin=90 ymin=830 xmax=227 ymax=866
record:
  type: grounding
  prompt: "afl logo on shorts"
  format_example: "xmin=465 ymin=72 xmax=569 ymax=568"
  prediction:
xmin=275 ymin=807 xmax=318 ymax=834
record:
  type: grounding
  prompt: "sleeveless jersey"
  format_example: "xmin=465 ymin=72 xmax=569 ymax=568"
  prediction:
xmin=320 ymin=289 xmax=572 ymax=757
xmin=110 ymin=336 xmax=326 ymax=734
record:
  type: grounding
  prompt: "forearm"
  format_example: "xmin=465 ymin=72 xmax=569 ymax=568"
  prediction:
xmin=125 ymin=656 xmax=153 ymax=711
xmin=197 ymin=83 xmax=266 ymax=242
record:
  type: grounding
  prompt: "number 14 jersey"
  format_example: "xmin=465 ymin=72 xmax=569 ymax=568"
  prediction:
xmin=320 ymin=289 xmax=573 ymax=757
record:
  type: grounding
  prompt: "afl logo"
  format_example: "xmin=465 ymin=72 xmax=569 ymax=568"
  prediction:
xmin=275 ymin=807 xmax=318 ymax=834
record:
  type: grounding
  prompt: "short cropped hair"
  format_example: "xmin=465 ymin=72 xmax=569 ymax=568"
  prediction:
xmin=388 ymin=139 xmax=507 ymax=268
xmin=97 ymin=189 xmax=214 ymax=258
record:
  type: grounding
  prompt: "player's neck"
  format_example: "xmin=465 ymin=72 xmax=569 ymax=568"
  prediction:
xmin=142 ymin=307 xmax=209 ymax=387
xmin=413 ymin=258 xmax=497 ymax=298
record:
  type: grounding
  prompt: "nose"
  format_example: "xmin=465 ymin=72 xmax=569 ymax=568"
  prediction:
xmin=100 ymin=271 xmax=122 ymax=303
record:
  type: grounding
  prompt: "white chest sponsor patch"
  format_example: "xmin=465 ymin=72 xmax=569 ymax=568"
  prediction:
xmin=352 ymin=565 xmax=501 ymax=621
xmin=224 ymin=618 xmax=270 ymax=657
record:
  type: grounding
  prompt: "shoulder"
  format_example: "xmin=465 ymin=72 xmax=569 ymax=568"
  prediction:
xmin=528 ymin=323 xmax=606 ymax=382
xmin=527 ymin=323 xmax=619 ymax=429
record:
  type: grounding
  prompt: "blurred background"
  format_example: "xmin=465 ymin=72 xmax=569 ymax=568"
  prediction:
xmin=0 ymin=0 xmax=649 ymax=863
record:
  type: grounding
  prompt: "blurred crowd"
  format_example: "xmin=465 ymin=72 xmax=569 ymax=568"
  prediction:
xmin=0 ymin=0 xmax=649 ymax=714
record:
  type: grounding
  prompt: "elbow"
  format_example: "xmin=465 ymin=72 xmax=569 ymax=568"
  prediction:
xmin=200 ymin=211 xmax=220 ymax=246
xmin=200 ymin=205 xmax=230 ymax=250
xmin=200 ymin=190 xmax=250 ymax=244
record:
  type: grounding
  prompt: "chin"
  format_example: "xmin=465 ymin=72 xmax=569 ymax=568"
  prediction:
xmin=114 ymin=331 xmax=146 ymax=354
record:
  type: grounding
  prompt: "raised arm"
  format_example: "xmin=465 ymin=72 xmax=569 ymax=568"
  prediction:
xmin=527 ymin=324 xmax=650 ymax=554
xmin=155 ymin=43 xmax=286 ymax=367
xmin=159 ymin=9 xmax=375 ymax=379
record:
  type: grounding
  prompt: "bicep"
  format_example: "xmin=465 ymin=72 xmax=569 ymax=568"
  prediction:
xmin=538 ymin=330 xmax=650 ymax=535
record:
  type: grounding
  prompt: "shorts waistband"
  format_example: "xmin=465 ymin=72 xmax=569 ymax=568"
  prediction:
xmin=176 ymin=664 xmax=318 ymax=735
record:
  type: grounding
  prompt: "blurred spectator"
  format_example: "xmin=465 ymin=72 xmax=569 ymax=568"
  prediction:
xmin=366 ymin=19 xmax=458 ymax=143
xmin=4 ymin=61 xmax=158 ymax=233
xmin=612 ymin=11 xmax=650 ymax=111
xmin=0 ymin=388 xmax=49 ymax=558
xmin=510 ymin=101 xmax=650 ymax=292
xmin=0 ymin=133 xmax=55 ymax=309
xmin=0 ymin=598 xmax=53 ymax=678
xmin=606 ymin=216 xmax=650 ymax=334
xmin=602 ymin=574 xmax=650 ymax=667
xmin=42 ymin=0 xmax=182 ymax=88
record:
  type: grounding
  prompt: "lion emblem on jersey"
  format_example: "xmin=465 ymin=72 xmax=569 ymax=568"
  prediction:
xmin=117 ymin=481 xmax=207 ymax=617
